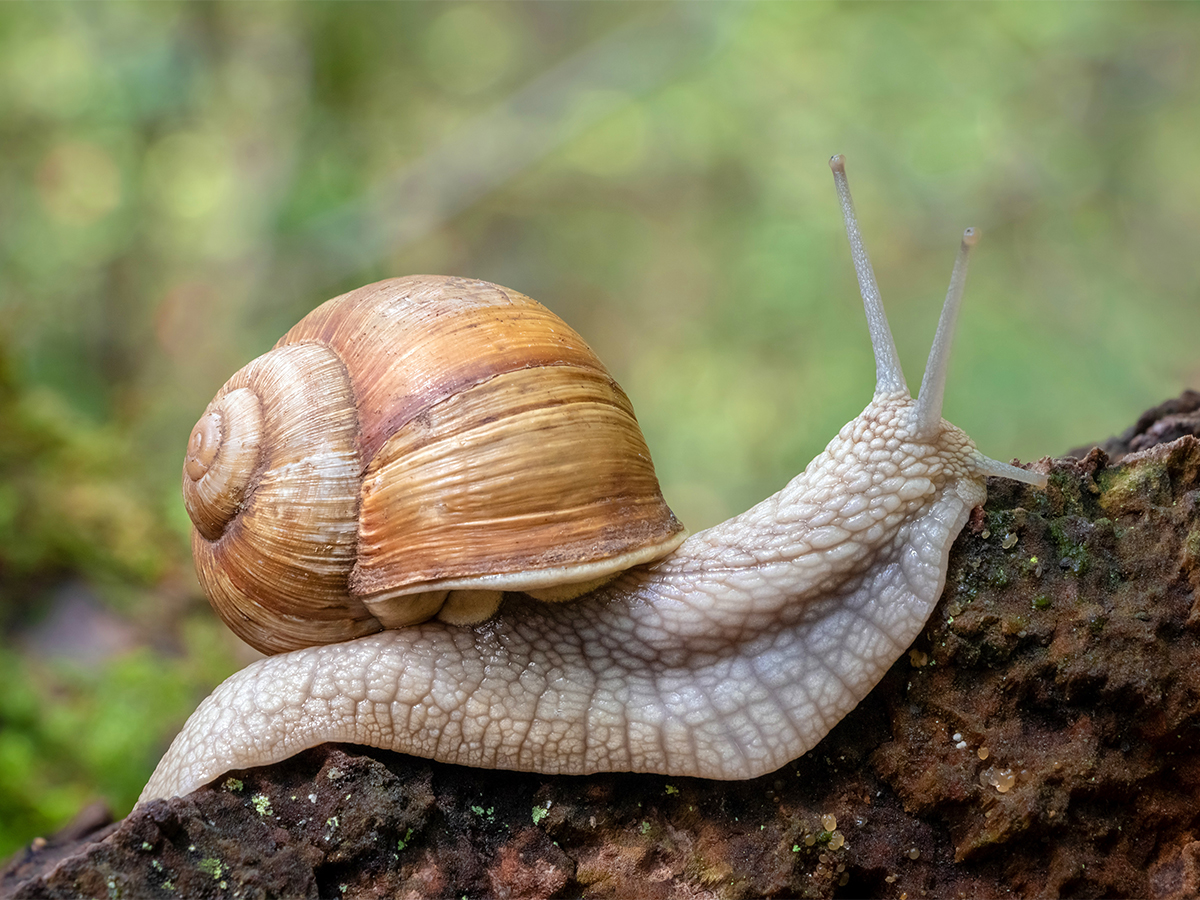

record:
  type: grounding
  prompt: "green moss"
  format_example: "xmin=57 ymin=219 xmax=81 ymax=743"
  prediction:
xmin=1019 ymin=554 xmax=1042 ymax=577
xmin=1098 ymin=461 xmax=1171 ymax=514
xmin=985 ymin=509 xmax=1018 ymax=537
xmin=197 ymin=858 xmax=225 ymax=880
xmin=1185 ymin=527 xmax=1200 ymax=562
xmin=1048 ymin=520 xmax=1091 ymax=576
xmin=251 ymin=793 xmax=273 ymax=817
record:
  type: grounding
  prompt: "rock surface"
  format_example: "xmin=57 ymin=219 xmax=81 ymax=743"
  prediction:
xmin=5 ymin=393 xmax=1200 ymax=900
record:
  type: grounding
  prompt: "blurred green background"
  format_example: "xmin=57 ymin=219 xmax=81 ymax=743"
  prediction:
xmin=1 ymin=2 xmax=1197 ymax=854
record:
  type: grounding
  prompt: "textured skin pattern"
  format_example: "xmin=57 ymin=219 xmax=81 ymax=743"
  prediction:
xmin=140 ymin=393 xmax=988 ymax=803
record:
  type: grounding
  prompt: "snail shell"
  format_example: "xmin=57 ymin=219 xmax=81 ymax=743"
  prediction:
xmin=182 ymin=275 xmax=685 ymax=655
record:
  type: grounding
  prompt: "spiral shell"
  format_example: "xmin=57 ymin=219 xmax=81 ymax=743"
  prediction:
xmin=182 ymin=275 xmax=685 ymax=654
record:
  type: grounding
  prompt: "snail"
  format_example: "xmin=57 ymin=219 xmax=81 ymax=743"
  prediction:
xmin=138 ymin=156 xmax=1046 ymax=804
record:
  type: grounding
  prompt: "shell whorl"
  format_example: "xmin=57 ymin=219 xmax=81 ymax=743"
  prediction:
xmin=182 ymin=388 xmax=264 ymax=541
xmin=188 ymin=342 xmax=378 ymax=655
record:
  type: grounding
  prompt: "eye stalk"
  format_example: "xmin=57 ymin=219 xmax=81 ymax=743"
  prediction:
xmin=913 ymin=225 xmax=978 ymax=440
xmin=829 ymin=154 xmax=906 ymax=396
xmin=830 ymin=155 xmax=1046 ymax=489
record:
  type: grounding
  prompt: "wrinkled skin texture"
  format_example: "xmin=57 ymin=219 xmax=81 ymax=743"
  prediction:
xmin=141 ymin=394 xmax=994 ymax=802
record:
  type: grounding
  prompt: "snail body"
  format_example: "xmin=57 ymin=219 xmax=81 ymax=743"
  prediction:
xmin=140 ymin=157 xmax=1046 ymax=804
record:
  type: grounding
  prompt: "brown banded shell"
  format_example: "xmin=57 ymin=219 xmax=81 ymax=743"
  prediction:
xmin=182 ymin=275 xmax=686 ymax=655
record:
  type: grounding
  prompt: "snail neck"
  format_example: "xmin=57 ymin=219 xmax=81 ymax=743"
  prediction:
xmin=616 ymin=393 xmax=986 ymax=652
